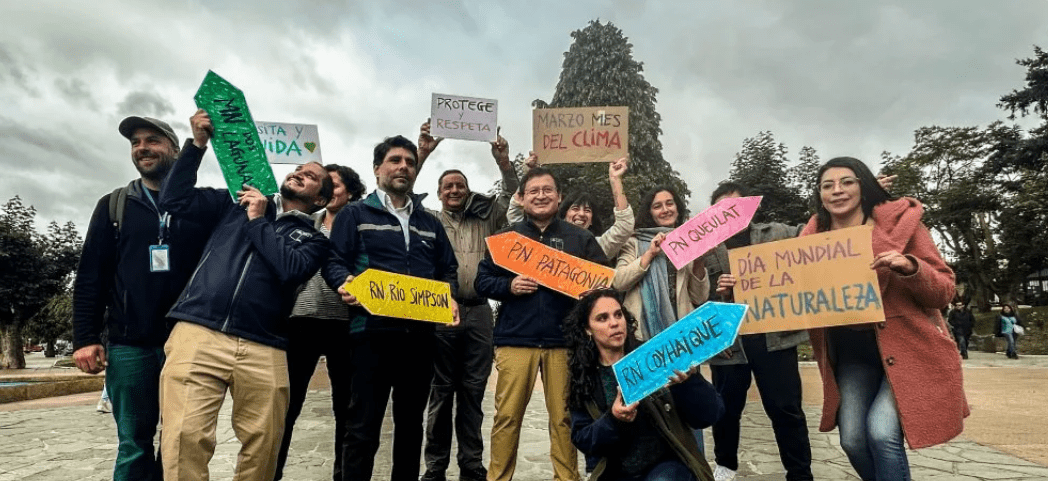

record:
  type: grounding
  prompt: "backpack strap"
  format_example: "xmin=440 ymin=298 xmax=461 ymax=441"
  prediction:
xmin=108 ymin=186 xmax=129 ymax=239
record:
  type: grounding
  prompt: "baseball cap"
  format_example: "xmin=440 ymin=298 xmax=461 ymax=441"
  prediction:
xmin=118 ymin=116 xmax=180 ymax=147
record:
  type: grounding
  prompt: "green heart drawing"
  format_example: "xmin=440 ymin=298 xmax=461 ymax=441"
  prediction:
xmin=304 ymin=142 xmax=317 ymax=153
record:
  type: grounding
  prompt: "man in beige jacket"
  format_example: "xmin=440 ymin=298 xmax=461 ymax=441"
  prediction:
xmin=417 ymin=121 xmax=518 ymax=481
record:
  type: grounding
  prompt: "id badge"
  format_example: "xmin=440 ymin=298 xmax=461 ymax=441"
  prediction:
xmin=150 ymin=245 xmax=171 ymax=272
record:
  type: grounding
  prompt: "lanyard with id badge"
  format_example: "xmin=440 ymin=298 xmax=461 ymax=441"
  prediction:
xmin=143 ymin=189 xmax=172 ymax=273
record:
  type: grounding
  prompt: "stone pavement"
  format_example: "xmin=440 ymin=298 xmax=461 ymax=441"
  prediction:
xmin=1 ymin=352 xmax=1047 ymax=480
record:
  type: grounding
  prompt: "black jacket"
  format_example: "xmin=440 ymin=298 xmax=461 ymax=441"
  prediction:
xmin=474 ymin=217 xmax=607 ymax=347
xmin=72 ymin=179 xmax=212 ymax=349
xmin=160 ymin=142 xmax=331 ymax=350
xmin=947 ymin=308 xmax=975 ymax=337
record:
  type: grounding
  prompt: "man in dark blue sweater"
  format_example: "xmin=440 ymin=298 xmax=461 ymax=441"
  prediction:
xmin=158 ymin=109 xmax=333 ymax=481
xmin=323 ymin=135 xmax=459 ymax=481
xmin=73 ymin=116 xmax=211 ymax=481
xmin=474 ymin=167 xmax=608 ymax=481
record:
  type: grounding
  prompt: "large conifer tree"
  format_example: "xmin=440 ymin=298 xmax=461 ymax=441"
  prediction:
xmin=536 ymin=20 xmax=690 ymax=225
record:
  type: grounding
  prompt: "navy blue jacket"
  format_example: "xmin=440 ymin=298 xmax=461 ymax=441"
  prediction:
xmin=72 ymin=179 xmax=212 ymax=349
xmin=322 ymin=190 xmax=458 ymax=335
xmin=159 ymin=142 xmax=331 ymax=350
xmin=474 ymin=217 xmax=607 ymax=347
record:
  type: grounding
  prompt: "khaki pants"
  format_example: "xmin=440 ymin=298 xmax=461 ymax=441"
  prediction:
xmin=160 ymin=322 xmax=290 ymax=481
xmin=488 ymin=346 xmax=579 ymax=481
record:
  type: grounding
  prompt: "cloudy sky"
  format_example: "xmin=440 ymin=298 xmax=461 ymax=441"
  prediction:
xmin=2 ymin=0 xmax=1046 ymax=235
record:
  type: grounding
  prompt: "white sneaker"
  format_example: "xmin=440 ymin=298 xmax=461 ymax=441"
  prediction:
xmin=713 ymin=464 xmax=737 ymax=481
xmin=96 ymin=398 xmax=112 ymax=413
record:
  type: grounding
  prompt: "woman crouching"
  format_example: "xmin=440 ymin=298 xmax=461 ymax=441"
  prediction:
xmin=566 ymin=289 xmax=724 ymax=481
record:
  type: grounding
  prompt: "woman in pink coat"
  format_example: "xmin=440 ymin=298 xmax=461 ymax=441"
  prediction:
xmin=802 ymin=157 xmax=967 ymax=481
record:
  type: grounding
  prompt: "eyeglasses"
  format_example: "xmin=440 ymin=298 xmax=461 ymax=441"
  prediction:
xmin=819 ymin=177 xmax=859 ymax=192
xmin=524 ymin=186 xmax=557 ymax=197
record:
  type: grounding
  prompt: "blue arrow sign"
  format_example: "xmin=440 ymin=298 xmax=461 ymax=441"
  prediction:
xmin=614 ymin=301 xmax=747 ymax=405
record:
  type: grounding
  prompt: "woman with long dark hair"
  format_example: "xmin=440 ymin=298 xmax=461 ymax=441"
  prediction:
xmin=802 ymin=156 xmax=965 ymax=481
xmin=565 ymin=290 xmax=722 ymax=481
xmin=613 ymin=186 xmax=708 ymax=340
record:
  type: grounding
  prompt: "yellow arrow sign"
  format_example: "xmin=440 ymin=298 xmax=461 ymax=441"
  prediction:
xmin=342 ymin=269 xmax=454 ymax=324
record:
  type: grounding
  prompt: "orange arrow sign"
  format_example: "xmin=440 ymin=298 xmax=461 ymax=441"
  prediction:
xmin=485 ymin=231 xmax=614 ymax=299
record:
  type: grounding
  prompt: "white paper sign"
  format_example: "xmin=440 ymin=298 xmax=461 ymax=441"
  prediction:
xmin=430 ymin=93 xmax=498 ymax=142
xmin=255 ymin=121 xmax=322 ymax=164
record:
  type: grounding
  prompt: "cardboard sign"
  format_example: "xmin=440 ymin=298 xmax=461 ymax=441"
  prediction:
xmin=615 ymin=302 xmax=746 ymax=405
xmin=728 ymin=225 xmax=885 ymax=335
xmin=664 ymin=196 xmax=762 ymax=270
xmin=256 ymin=121 xmax=322 ymax=164
xmin=485 ymin=231 xmax=614 ymax=299
xmin=193 ymin=71 xmax=278 ymax=198
xmin=532 ymin=106 xmax=628 ymax=163
xmin=430 ymin=93 xmax=498 ymax=142
xmin=342 ymin=269 xmax=454 ymax=324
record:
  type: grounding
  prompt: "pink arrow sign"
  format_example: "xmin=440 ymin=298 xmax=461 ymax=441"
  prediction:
xmin=663 ymin=196 xmax=762 ymax=270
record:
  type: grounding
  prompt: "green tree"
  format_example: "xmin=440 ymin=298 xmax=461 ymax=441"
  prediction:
xmin=787 ymin=145 xmax=821 ymax=212
xmin=881 ymin=124 xmax=1021 ymax=311
xmin=991 ymin=45 xmax=1048 ymax=296
xmin=26 ymin=292 xmax=73 ymax=358
xmin=535 ymin=20 xmax=689 ymax=226
xmin=0 ymin=196 xmax=81 ymax=368
xmin=728 ymin=131 xmax=808 ymax=225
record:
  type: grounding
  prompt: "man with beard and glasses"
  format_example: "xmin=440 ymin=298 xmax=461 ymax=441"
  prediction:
xmin=72 ymin=116 xmax=211 ymax=481
xmin=322 ymin=135 xmax=459 ymax=481
xmin=158 ymin=109 xmax=334 ymax=481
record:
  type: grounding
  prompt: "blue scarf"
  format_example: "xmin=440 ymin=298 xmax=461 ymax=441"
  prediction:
xmin=635 ymin=227 xmax=677 ymax=339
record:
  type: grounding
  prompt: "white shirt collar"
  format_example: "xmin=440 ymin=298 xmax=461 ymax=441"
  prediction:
xmin=378 ymin=188 xmax=413 ymax=215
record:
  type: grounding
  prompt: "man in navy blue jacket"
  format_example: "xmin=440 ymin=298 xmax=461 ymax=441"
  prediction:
xmin=322 ymin=135 xmax=459 ymax=481
xmin=158 ymin=109 xmax=333 ymax=481
xmin=73 ymin=116 xmax=211 ymax=481
xmin=474 ymin=167 xmax=608 ymax=481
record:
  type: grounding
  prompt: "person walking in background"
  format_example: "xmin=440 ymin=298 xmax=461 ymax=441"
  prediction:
xmin=947 ymin=301 xmax=975 ymax=359
xmin=998 ymin=304 xmax=1023 ymax=359
xmin=802 ymin=156 xmax=966 ymax=481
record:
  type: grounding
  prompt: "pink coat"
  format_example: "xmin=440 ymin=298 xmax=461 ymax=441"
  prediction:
xmin=802 ymin=197 xmax=969 ymax=449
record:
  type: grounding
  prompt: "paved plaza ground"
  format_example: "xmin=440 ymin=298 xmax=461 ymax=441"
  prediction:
xmin=1 ymin=351 xmax=1046 ymax=480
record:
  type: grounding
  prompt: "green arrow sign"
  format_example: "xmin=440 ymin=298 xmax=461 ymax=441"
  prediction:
xmin=193 ymin=70 xmax=278 ymax=198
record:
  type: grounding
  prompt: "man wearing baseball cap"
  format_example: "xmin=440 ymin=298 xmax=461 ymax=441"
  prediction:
xmin=72 ymin=115 xmax=211 ymax=480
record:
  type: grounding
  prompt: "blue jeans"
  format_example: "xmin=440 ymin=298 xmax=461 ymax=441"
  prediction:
xmin=835 ymin=360 xmax=910 ymax=481
xmin=106 ymin=344 xmax=165 ymax=481
xmin=953 ymin=332 xmax=968 ymax=357
xmin=1004 ymin=332 xmax=1017 ymax=357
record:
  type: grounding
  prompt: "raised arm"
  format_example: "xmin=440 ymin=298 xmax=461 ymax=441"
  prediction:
xmin=158 ymin=110 xmax=228 ymax=222
xmin=416 ymin=119 xmax=444 ymax=172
